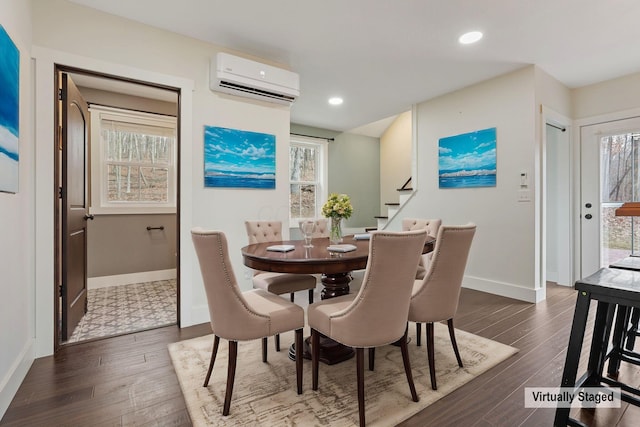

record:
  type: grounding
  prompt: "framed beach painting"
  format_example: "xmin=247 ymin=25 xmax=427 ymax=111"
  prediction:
xmin=0 ymin=24 xmax=20 ymax=194
xmin=203 ymin=126 xmax=276 ymax=189
xmin=438 ymin=127 xmax=497 ymax=188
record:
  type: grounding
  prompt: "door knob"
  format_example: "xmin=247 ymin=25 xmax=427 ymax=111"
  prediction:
xmin=585 ymin=214 xmax=593 ymax=220
xmin=84 ymin=213 xmax=95 ymax=221
xmin=585 ymin=203 xmax=592 ymax=208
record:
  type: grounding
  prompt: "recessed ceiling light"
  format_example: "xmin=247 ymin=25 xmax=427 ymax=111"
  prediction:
xmin=459 ymin=31 xmax=483 ymax=45
xmin=328 ymin=97 xmax=343 ymax=106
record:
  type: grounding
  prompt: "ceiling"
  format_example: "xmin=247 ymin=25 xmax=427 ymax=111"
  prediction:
xmin=69 ymin=0 xmax=640 ymax=136
xmin=70 ymin=73 xmax=178 ymax=103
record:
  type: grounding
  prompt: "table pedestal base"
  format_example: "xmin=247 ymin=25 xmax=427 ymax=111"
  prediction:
xmin=307 ymin=335 xmax=354 ymax=364
xmin=320 ymin=272 xmax=352 ymax=299
xmin=289 ymin=336 xmax=355 ymax=364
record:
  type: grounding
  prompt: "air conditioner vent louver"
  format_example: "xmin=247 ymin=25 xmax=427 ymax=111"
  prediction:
xmin=210 ymin=53 xmax=299 ymax=105
xmin=218 ymin=80 xmax=297 ymax=103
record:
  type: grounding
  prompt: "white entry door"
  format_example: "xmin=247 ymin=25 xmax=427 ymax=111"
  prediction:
xmin=580 ymin=116 xmax=640 ymax=278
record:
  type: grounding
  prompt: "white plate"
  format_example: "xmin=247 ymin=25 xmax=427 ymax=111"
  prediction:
xmin=266 ymin=245 xmax=295 ymax=252
xmin=327 ymin=244 xmax=357 ymax=253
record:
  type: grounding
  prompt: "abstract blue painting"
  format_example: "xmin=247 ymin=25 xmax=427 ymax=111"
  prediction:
xmin=204 ymin=126 xmax=276 ymax=189
xmin=0 ymin=25 xmax=19 ymax=193
xmin=438 ymin=127 xmax=497 ymax=188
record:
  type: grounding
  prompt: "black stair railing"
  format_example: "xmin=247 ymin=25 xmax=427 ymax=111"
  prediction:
xmin=397 ymin=177 xmax=412 ymax=191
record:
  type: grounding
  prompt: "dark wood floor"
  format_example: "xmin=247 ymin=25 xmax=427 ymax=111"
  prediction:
xmin=2 ymin=283 xmax=640 ymax=426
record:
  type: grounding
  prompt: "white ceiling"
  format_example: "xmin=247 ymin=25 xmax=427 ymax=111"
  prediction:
xmin=69 ymin=0 xmax=640 ymax=135
xmin=70 ymin=73 xmax=178 ymax=103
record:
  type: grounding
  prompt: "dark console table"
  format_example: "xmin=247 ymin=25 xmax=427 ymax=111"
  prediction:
xmin=555 ymin=267 xmax=640 ymax=426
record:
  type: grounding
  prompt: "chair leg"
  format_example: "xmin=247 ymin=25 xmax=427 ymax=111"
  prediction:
xmin=356 ymin=348 xmax=366 ymax=427
xmin=262 ymin=337 xmax=267 ymax=362
xmin=308 ymin=288 xmax=314 ymax=304
xmin=447 ymin=319 xmax=463 ymax=367
xmin=275 ymin=334 xmax=280 ymax=352
xmin=399 ymin=328 xmax=419 ymax=402
xmin=203 ymin=335 xmax=220 ymax=387
xmin=222 ymin=340 xmax=238 ymax=416
xmin=312 ymin=329 xmax=320 ymax=390
xmin=290 ymin=292 xmax=295 ymax=302
xmin=416 ymin=322 xmax=422 ymax=346
xmin=368 ymin=348 xmax=375 ymax=371
xmin=426 ymin=322 xmax=437 ymax=390
xmin=295 ymin=328 xmax=303 ymax=395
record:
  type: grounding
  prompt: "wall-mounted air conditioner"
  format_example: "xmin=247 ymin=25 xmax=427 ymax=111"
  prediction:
xmin=210 ymin=52 xmax=300 ymax=105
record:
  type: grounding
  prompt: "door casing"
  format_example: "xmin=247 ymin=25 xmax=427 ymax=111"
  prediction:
xmin=53 ymin=64 xmax=183 ymax=350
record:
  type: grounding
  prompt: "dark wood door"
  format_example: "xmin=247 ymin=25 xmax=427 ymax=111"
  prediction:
xmin=61 ymin=73 xmax=90 ymax=341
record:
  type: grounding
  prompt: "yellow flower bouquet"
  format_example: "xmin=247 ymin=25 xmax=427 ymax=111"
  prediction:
xmin=322 ymin=193 xmax=353 ymax=243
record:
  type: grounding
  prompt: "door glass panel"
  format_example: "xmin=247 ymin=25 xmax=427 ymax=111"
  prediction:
xmin=600 ymin=132 xmax=640 ymax=265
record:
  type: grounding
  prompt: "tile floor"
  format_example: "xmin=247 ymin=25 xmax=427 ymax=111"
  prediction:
xmin=67 ymin=279 xmax=177 ymax=343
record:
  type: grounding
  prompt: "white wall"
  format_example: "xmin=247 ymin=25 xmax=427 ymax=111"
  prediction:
xmin=392 ymin=67 xmax=543 ymax=302
xmin=31 ymin=0 xmax=293 ymax=355
xmin=0 ymin=0 xmax=34 ymax=418
xmin=573 ymin=71 xmax=640 ymax=120
xmin=380 ymin=111 xmax=411 ymax=213
xmin=385 ymin=66 xmax=573 ymax=302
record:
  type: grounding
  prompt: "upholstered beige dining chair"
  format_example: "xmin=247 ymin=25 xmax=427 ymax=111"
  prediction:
xmin=245 ymin=220 xmax=317 ymax=304
xmin=402 ymin=218 xmax=442 ymax=279
xmin=308 ymin=229 xmax=428 ymax=427
xmin=311 ymin=218 xmax=329 ymax=237
xmin=191 ymin=228 xmax=304 ymax=416
xmin=402 ymin=218 xmax=442 ymax=346
xmin=245 ymin=220 xmax=317 ymax=352
xmin=408 ymin=223 xmax=476 ymax=390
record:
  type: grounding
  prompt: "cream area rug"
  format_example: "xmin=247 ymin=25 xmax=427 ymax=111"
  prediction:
xmin=168 ymin=322 xmax=518 ymax=426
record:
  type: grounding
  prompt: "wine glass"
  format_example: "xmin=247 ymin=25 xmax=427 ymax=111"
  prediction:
xmin=299 ymin=220 xmax=316 ymax=248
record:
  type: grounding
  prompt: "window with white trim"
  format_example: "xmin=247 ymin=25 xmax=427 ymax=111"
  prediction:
xmin=289 ymin=135 xmax=328 ymax=223
xmin=89 ymin=105 xmax=177 ymax=214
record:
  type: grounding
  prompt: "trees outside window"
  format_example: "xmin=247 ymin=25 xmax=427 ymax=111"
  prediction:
xmin=600 ymin=132 xmax=640 ymax=258
xmin=289 ymin=135 xmax=327 ymax=224
xmin=90 ymin=106 xmax=177 ymax=214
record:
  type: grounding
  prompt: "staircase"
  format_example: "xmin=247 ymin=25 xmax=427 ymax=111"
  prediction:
xmin=373 ymin=177 xmax=413 ymax=230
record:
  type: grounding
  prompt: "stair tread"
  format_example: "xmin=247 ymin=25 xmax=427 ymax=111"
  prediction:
xmin=374 ymin=216 xmax=389 ymax=219
xmin=397 ymin=187 xmax=413 ymax=191
xmin=385 ymin=202 xmax=400 ymax=206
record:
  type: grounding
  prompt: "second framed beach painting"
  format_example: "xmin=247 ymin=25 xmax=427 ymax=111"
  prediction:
xmin=438 ymin=127 xmax=497 ymax=188
xmin=204 ymin=126 xmax=276 ymax=189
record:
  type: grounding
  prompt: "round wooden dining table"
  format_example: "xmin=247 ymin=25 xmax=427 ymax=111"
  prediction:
xmin=241 ymin=234 xmax=436 ymax=364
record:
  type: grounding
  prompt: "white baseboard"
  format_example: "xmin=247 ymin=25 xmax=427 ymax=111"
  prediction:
xmin=463 ymin=275 xmax=546 ymax=303
xmin=0 ymin=340 xmax=34 ymax=420
xmin=88 ymin=269 xmax=177 ymax=289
